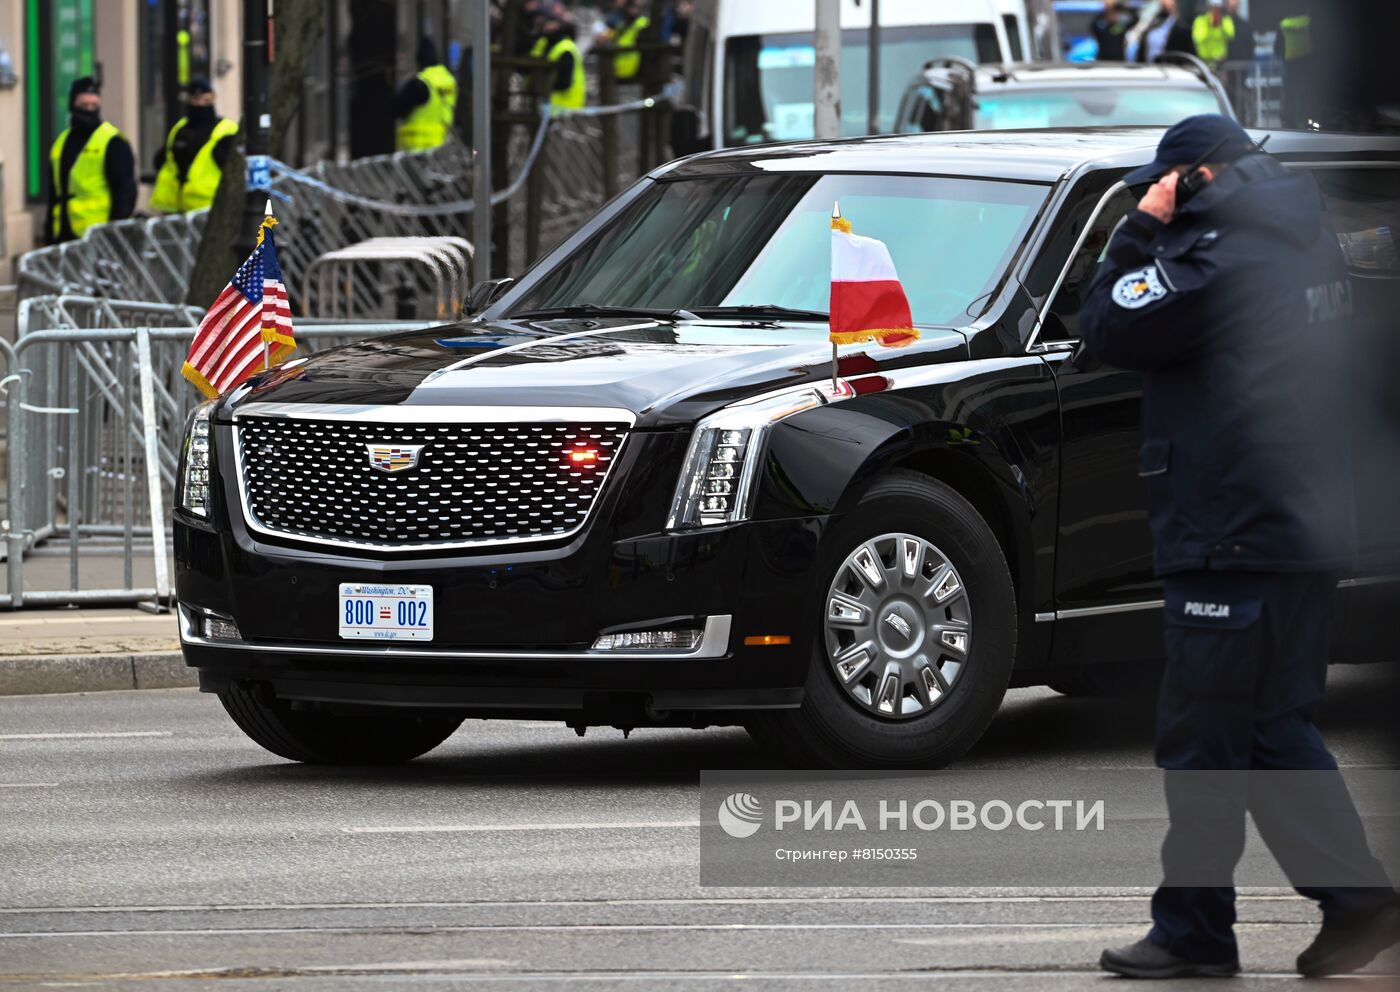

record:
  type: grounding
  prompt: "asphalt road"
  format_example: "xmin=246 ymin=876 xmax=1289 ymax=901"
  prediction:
xmin=1 ymin=667 xmax=1397 ymax=990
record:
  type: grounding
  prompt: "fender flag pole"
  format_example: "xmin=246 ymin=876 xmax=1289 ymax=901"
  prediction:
xmin=182 ymin=198 xmax=297 ymax=398
xmin=829 ymin=202 xmax=919 ymax=389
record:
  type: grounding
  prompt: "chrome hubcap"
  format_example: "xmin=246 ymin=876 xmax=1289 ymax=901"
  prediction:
xmin=824 ymin=533 xmax=972 ymax=720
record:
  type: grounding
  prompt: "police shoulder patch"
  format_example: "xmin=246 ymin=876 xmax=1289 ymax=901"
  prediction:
xmin=1112 ymin=266 xmax=1169 ymax=310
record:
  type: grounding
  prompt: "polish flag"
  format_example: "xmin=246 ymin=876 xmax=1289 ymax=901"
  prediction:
xmin=829 ymin=206 xmax=919 ymax=349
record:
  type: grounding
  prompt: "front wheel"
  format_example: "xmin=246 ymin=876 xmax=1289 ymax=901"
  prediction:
xmin=748 ymin=471 xmax=1017 ymax=768
xmin=219 ymin=683 xmax=464 ymax=764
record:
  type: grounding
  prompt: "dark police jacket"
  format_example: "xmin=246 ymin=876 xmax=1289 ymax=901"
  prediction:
xmin=1081 ymin=154 xmax=1356 ymax=576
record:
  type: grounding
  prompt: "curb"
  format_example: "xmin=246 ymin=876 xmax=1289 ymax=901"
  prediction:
xmin=0 ymin=652 xmax=194 ymax=696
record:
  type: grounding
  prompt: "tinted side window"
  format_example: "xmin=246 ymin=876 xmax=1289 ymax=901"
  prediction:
xmin=1047 ymin=188 xmax=1138 ymax=339
xmin=1002 ymin=15 xmax=1024 ymax=61
xmin=1022 ymin=174 xmax=1135 ymax=341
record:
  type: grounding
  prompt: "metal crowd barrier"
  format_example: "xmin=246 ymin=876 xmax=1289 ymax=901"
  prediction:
xmin=303 ymin=237 xmax=475 ymax=319
xmin=15 ymin=93 xmax=675 ymax=320
xmin=0 ymin=318 xmax=434 ymax=609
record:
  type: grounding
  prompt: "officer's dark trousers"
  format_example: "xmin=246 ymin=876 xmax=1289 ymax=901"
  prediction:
xmin=1147 ymin=571 xmax=1394 ymax=964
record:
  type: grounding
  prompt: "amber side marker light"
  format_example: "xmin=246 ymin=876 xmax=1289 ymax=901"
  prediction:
xmin=744 ymin=635 xmax=792 ymax=646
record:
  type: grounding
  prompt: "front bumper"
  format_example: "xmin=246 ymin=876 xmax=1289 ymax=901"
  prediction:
xmin=176 ymin=513 xmax=834 ymax=717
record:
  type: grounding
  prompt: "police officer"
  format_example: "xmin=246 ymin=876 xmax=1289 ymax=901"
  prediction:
xmin=45 ymin=76 xmax=137 ymax=244
xmin=149 ymin=77 xmax=238 ymax=214
xmin=1083 ymin=115 xmax=1399 ymax=979
xmin=394 ymin=38 xmax=458 ymax=152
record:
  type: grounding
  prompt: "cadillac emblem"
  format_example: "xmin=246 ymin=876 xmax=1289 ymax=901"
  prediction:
xmin=365 ymin=443 xmax=424 ymax=474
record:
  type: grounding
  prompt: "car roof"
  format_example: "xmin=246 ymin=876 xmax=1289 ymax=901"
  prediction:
xmin=960 ymin=61 xmax=1210 ymax=88
xmin=664 ymin=128 xmax=1400 ymax=185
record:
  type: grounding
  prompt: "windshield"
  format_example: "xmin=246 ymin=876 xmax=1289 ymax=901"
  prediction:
xmin=725 ymin=25 xmax=1002 ymax=145
xmin=512 ymin=174 xmax=1046 ymax=327
xmin=974 ymin=86 xmax=1222 ymax=128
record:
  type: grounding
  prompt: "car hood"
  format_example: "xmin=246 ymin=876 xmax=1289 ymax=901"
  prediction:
xmin=227 ymin=316 xmax=969 ymax=428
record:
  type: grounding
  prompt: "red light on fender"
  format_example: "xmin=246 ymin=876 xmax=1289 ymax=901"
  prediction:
xmin=744 ymin=635 xmax=792 ymax=647
xmin=566 ymin=447 xmax=600 ymax=466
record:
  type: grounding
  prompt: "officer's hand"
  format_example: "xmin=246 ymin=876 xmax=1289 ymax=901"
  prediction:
xmin=1138 ymin=171 xmax=1179 ymax=224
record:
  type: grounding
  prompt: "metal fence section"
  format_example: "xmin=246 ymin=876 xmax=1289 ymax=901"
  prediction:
xmin=303 ymin=237 xmax=475 ymax=320
xmin=0 ymin=317 xmax=433 ymax=609
xmin=16 ymin=93 xmax=674 ymax=322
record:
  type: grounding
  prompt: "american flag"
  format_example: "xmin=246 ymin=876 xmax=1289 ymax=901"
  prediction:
xmin=182 ymin=217 xmax=296 ymax=398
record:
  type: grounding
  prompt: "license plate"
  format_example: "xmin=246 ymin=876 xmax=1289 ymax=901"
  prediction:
xmin=338 ymin=584 xmax=434 ymax=641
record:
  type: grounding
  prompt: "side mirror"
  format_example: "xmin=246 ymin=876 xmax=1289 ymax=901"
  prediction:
xmin=670 ymin=107 xmax=704 ymax=157
xmin=466 ymin=278 xmax=514 ymax=315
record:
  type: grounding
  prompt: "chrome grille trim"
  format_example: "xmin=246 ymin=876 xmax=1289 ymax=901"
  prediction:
xmin=231 ymin=403 xmax=634 ymax=553
xmin=232 ymin=402 xmax=639 ymax=425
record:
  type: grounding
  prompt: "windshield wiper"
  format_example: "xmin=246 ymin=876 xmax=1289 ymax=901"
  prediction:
xmin=687 ymin=304 xmax=829 ymax=322
xmin=509 ymin=304 xmax=698 ymax=321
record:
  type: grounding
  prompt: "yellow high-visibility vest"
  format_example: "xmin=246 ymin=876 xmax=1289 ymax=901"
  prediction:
xmin=530 ymin=36 xmax=549 ymax=58
xmin=49 ymin=121 xmax=120 ymax=239
xmin=548 ymin=37 xmax=586 ymax=110
xmin=149 ymin=116 xmax=239 ymax=213
xmin=615 ymin=15 xmax=650 ymax=80
xmin=1280 ymin=15 xmax=1312 ymax=60
xmin=1191 ymin=14 xmax=1236 ymax=66
xmin=396 ymin=64 xmax=458 ymax=151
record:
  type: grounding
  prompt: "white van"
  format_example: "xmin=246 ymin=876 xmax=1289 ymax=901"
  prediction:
xmin=678 ymin=0 xmax=1013 ymax=150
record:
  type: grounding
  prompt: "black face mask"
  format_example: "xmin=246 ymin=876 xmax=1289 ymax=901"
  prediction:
xmin=69 ymin=108 xmax=102 ymax=129
xmin=186 ymin=104 xmax=216 ymax=125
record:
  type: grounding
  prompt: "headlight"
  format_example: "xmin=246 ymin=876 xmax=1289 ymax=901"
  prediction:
xmin=667 ymin=383 xmax=849 ymax=529
xmin=178 ymin=401 xmax=214 ymax=517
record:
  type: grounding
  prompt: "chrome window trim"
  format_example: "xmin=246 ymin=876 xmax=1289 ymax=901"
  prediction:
xmin=230 ymin=403 xmax=634 ymax=554
xmin=1024 ymin=178 xmax=1129 ymax=354
xmin=180 ymin=606 xmax=734 ymax=661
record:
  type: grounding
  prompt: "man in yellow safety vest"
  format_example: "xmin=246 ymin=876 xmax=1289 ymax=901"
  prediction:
xmin=602 ymin=0 xmax=650 ymax=81
xmin=46 ymin=76 xmax=137 ymax=244
xmin=540 ymin=8 xmax=586 ymax=111
xmin=395 ymin=38 xmax=458 ymax=152
xmin=1190 ymin=0 xmax=1237 ymax=69
xmin=150 ymin=77 xmax=239 ymax=214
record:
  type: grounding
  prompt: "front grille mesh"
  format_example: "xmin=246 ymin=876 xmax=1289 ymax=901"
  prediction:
xmin=237 ymin=417 xmax=627 ymax=548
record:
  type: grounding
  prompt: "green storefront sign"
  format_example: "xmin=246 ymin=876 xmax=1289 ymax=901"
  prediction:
xmin=26 ymin=0 xmax=95 ymax=199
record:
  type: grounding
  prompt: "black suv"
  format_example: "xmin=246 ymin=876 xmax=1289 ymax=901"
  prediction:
xmin=177 ymin=127 xmax=1400 ymax=768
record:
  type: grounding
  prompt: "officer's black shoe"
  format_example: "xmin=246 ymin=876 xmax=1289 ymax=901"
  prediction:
xmin=1100 ymin=938 xmax=1241 ymax=979
xmin=1296 ymin=903 xmax=1400 ymax=978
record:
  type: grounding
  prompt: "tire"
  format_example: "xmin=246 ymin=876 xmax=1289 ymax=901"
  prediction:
xmin=748 ymin=470 xmax=1017 ymax=769
xmin=219 ymin=683 xmax=465 ymax=764
xmin=1047 ymin=662 xmax=1162 ymax=699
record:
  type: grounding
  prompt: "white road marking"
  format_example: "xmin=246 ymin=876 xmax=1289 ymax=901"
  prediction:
xmin=0 ymin=732 xmax=171 ymax=741
xmin=0 ymin=893 xmax=1311 ymax=914
xmin=0 ymin=921 xmax=1324 ymax=940
xmin=2 ymin=969 xmax=1374 ymax=983
xmin=343 ymin=820 xmax=701 ymax=835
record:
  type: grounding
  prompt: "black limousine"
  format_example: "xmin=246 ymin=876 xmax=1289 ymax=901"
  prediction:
xmin=176 ymin=128 xmax=1400 ymax=768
